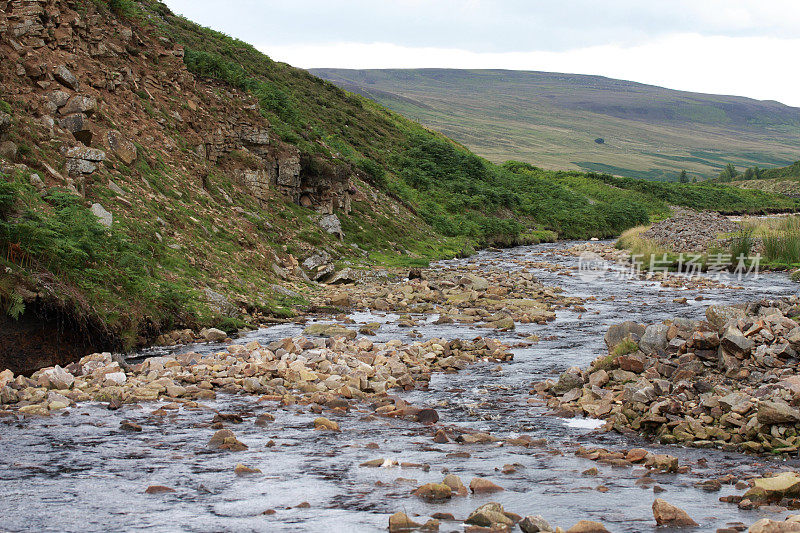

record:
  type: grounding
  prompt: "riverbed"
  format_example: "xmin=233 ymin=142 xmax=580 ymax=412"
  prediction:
xmin=1 ymin=242 xmax=798 ymax=532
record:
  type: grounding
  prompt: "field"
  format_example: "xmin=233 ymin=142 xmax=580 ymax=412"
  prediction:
xmin=311 ymin=68 xmax=800 ymax=181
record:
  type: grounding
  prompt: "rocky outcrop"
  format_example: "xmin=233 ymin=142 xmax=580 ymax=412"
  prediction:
xmin=0 ymin=0 xmax=354 ymax=214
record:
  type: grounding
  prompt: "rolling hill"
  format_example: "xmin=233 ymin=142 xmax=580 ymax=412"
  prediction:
xmin=310 ymin=68 xmax=800 ymax=181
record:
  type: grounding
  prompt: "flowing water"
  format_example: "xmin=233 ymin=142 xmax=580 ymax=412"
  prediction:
xmin=2 ymin=242 xmax=799 ymax=532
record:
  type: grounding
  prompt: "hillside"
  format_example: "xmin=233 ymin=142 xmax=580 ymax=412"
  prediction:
xmin=0 ymin=0 xmax=796 ymax=372
xmin=730 ymin=160 xmax=800 ymax=196
xmin=310 ymin=68 xmax=800 ymax=181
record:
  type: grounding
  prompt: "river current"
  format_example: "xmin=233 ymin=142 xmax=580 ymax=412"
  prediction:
xmin=2 ymin=242 xmax=798 ymax=532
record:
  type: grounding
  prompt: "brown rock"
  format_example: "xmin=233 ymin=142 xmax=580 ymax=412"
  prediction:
xmin=389 ymin=511 xmax=421 ymax=532
xmin=145 ymin=485 xmax=176 ymax=494
xmin=566 ymin=520 xmax=611 ymax=533
xmin=469 ymin=477 xmax=504 ymax=494
xmin=411 ymin=482 xmax=452 ymax=501
xmin=652 ymin=498 xmax=698 ymax=526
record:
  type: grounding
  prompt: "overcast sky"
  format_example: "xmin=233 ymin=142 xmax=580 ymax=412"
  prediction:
xmin=164 ymin=0 xmax=800 ymax=107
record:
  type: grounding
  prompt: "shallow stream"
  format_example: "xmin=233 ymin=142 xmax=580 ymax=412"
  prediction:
xmin=2 ymin=242 xmax=798 ymax=532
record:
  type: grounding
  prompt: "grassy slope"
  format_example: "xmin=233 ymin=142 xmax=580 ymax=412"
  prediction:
xmin=0 ymin=0 xmax=796 ymax=352
xmin=310 ymin=68 xmax=800 ymax=181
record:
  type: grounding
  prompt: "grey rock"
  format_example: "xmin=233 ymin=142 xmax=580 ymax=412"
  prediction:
xmin=604 ymin=321 xmax=645 ymax=350
xmin=53 ymin=65 xmax=79 ymax=90
xmin=66 ymin=158 xmax=96 ymax=175
xmin=721 ymin=327 xmax=755 ymax=357
xmin=302 ymin=251 xmax=331 ymax=271
xmin=201 ymin=328 xmax=228 ymax=343
xmin=0 ymin=112 xmax=11 ymax=133
xmin=706 ymin=305 xmax=746 ymax=332
xmin=318 ymin=213 xmax=343 ymax=239
xmin=640 ymin=324 xmax=670 ymax=356
xmin=204 ymin=288 xmax=237 ymax=317
xmin=552 ymin=370 xmax=584 ymax=394
xmin=108 ymin=180 xmax=124 ymax=196
xmin=90 ymin=203 xmax=113 ymax=227
xmin=519 ymin=515 xmax=553 ymax=533
xmin=60 ymin=95 xmax=97 ymax=116
xmin=65 ymin=146 xmax=105 ymax=161
xmin=0 ymin=141 xmax=17 ymax=160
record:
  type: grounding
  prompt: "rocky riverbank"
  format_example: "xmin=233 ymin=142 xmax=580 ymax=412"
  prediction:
xmin=537 ymin=297 xmax=800 ymax=460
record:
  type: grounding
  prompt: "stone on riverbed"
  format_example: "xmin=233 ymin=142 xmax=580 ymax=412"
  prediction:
xmin=604 ymin=321 xmax=645 ymax=350
xmin=465 ymin=502 xmax=513 ymax=528
xmin=411 ymin=482 xmax=452 ymax=501
xmin=469 ymin=477 xmax=504 ymax=493
xmin=566 ymin=520 xmax=610 ymax=533
xmin=519 ymin=515 xmax=554 ymax=532
xmin=208 ymin=429 xmax=248 ymax=451
xmin=652 ymin=498 xmax=698 ymax=526
xmin=201 ymin=328 xmax=228 ymax=342
xmin=745 ymin=472 xmax=800 ymax=503
xmin=442 ymin=474 xmax=467 ymax=496
xmin=389 ymin=512 xmax=421 ymax=532
xmin=303 ymin=324 xmax=357 ymax=339
xmin=313 ymin=417 xmax=340 ymax=431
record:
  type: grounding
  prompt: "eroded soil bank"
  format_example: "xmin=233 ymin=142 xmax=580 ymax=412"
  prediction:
xmin=1 ymin=242 xmax=799 ymax=532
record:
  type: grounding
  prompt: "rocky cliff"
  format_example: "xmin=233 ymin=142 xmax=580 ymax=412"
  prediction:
xmin=0 ymin=0 xmax=450 ymax=373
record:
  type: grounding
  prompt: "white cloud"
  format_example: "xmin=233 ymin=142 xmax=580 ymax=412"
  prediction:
xmin=260 ymin=34 xmax=800 ymax=106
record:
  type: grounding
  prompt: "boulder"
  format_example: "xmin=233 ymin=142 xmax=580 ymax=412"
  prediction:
xmin=469 ymin=477 xmax=504 ymax=494
xmin=553 ymin=370 xmax=583 ymax=394
xmin=706 ymin=305 xmax=746 ymax=332
xmin=639 ymin=324 xmax=669 ymax=356
xmin=60 ymin=95 xmax=97 ymax=116
xmin=40 ymin=365 xmax=74 ymax=389
xmin=442 ymin=474 xmax=467 ymax=496
xmin=0 ymin=112 xmax=10 ymax=133
xmin=303 ymin=324 xmax=356 ymax=339
xmin=465 ymin=503 xmax=513 ymax=528
xmin=757 ymin=400 xmax=800 ymax=425
xmin=566 ymin=521 xmax=610 ymax=533
xmin=748 ymin=518 xmax=800 ymax=533
xmin=652 ymin=498 xmax=698 ymax=526
xmin=208 ymin=429 xmax=248 ymax=451
xmin=201 ymin=328 xmax=228 ymax=342
xmin=411 ymin=482 xmax=452 ymax=501
xmin=53 ymin=65 xmax=79 ymax=90
xmin=745 ymin=472 xmax=800 ymax=503
xmin=520 ymin=515 xmax=554 ymax=533
xmin=389 ymin=512 xmax=420 ymax=532
xmin=106 ymin=130 xmax=137 ymax=165
xmin=91 ymin=203 xmax=113 ymax=227
xmin=721 ymin=327 xmax=755 ymax=357
xmin=318 ymin=213 xmax=343 ymax=239
xmin=605 ymin=321 xmax=645 ymax=350
xmin=313 ymin=417 xmax=340 ymax=431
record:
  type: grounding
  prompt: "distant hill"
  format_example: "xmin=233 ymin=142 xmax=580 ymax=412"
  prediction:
xmin=310 ymin=68 xmax=800 ymax=181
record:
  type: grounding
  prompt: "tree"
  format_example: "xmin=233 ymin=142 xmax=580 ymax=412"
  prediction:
xmin=743 ymin=167 xmax=755 ymax=180
xmin=679 ymin=170 xmax=689 ymax=183
xmin=718 ymin=163 xmax=739 ymax=182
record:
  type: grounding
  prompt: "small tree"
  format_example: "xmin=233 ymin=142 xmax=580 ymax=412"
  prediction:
xmin=743 ymin=167 xmax=755 ymax=180
xmin=679 ymin=170 xmax=689 ymax=183
xmin=718 ymin=163 xmax=739 ymax=182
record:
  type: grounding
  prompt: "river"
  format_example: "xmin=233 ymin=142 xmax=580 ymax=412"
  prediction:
xmin=1 ymin=242 xmax=798 ymax=532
